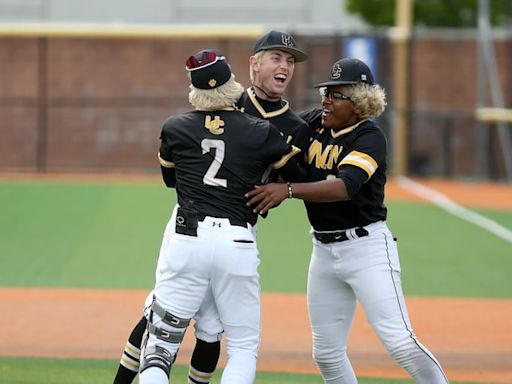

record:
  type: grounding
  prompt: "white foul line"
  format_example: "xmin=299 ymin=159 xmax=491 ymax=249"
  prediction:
xmin=396 ymin=176 xmax=512 ymax=244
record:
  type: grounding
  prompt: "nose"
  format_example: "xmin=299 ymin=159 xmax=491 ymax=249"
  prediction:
xmin=279 ymin=58 xmax=293 ymax=70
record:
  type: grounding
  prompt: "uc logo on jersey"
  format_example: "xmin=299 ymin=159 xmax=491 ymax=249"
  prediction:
xmin=204 ymin=115 xmax=224 ymax=135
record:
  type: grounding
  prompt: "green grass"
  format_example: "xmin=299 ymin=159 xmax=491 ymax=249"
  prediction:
xmin=386 ymin=202 xmax=512 ymax=298
xmin=1 ymin=179 xmax=509 ymax=384
xmin=0 ymin=357 xmax=495 ymax=384
xmin=1 ymin=179 xmax=511 ymax=297
xmin=0 ymin=180 xmax=169 ymax=288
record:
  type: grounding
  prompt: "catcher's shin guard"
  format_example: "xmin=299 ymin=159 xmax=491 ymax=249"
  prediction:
xmin=140 ymin=345 xmax=174 ymax=377
xmin=140 ymin=301 xmax=191 ymax=378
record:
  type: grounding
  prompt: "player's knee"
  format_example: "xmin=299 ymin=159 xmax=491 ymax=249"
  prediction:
xmin=387 ymin=339 xmax=426 ymax=366
xmin=195 ymin=329 xmax=223 ymax=343
xmin=148 ymin=299 xmax=191 ymax=341
xmin=312 ymin=344 xmax=348 ymax=364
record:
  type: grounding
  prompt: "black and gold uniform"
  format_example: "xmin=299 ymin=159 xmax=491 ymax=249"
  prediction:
xmin=237 ymin=87 xmax=310 ymax=160
xmin=159 ymin=107 xmax=298 ymax=226
xmin=300 ymin=107 xmax=387 ymax=231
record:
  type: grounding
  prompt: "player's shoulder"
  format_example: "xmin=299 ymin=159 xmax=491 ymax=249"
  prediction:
xmin=354 ymin=120 xmax=388 ymax=146
xmin=162 ymin=111 xmax=197 ymax=129
xmin=232 ymin=107 xmax=271 ymax=126
xmin=357 ymin=119 xmax=385 ymax=137
xmin=284 ymin=107 xmax=309 ymax=127
xmin=235 ymin=89 xmax=250 ymax=109
xmin=299 ymin=107 xmax=323 ymax=128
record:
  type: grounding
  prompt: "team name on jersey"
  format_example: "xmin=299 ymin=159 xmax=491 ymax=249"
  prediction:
xmin=204 ymin=115 xmax=224 ymax=135
xmin=306 ymin=139 xmax=343 ymax=170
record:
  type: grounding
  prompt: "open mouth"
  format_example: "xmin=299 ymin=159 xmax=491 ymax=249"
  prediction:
xmin=274 ymin=74 xmax=287 ymax=84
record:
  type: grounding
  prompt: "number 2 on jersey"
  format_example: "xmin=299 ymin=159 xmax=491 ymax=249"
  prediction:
xmin=201 ymin=139 xmax=227 ymax=187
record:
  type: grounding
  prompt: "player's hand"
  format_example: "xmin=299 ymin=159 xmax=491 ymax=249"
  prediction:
xmin=245 ymin=183 xmax=288 ymax=215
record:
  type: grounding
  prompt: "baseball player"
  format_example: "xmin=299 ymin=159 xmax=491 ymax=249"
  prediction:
xmin=136 ymin=49 xmax=304 ymax=384
xmin=237 ymin=29 xmax=310 ymax=162
xmin=246 ymin=58 xmax=449 ymax=383
xmin=113 ymin=30 xmax=309 ymax=384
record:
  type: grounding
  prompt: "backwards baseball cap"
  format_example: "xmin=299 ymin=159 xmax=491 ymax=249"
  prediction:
xmin=253 ymin=30 xmax=308 ymax=62
xmin=315 ymin=58 xmax=374 ymax=87
xmin=185 ymin=49 xmax=231 ymax=89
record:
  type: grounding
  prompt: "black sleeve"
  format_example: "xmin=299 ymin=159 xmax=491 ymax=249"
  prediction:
xmin=288 ymin=121 xmax=311 ymax=165
xmin=299 ymin=107 xmax=323 ymax=129
xmin=263 ymin=122 xmax=308 ymax=182
xmin=278 ymin=157 xmax=307 ymax=182
xmin=158 ymin=118 xmax=176 ymax=188
xmin=337 ymin=125 xmax=387 ymax=197
xmin=337 ymin=166 xmax=368 ymax=197
xmin=160 ymin=166 xmax=176 ymax=188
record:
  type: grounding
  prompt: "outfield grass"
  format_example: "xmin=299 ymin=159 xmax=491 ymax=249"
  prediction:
xmin=1 ymin=179 xmax=511 ymax=297
xmin=0 ymin=357 xmax=494 ymax=384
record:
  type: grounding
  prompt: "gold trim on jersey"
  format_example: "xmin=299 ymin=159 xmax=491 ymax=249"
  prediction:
xmin=330 ymin=119 xmax=368 ymax=138
xmin=247 ymin=87 xmax=289 ymax=118
xmin=158 ymin=152 xmax=175 ymax=168
xmin=196 ymin=106 xmax=237 ymax=112
xmin=339 ymin=150 xmax=377 ymax=178
xmin=272 ymin=145 xmax=301 ymax=169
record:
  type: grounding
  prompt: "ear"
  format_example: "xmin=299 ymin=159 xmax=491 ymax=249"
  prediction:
xmin=352 ymin=106 xmax=363 ymax=118
xmin=249 ymin=55 xmax=259 ymax=70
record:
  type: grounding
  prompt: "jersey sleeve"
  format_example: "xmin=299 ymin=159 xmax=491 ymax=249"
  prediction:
xmin=299 ymin=107 xmax=323 ymax=129
xmin=158 ymin=118 xmax=176 ymax=187
xmin=287 ymin=120 xmax=311 ymax=164
xmin=263 ymin=122 xmax=301 ymax=169
xmin=337 ymin=125 xmax=387 ymax=197
xmin=158 ymin=118 xmax=175 ymax=168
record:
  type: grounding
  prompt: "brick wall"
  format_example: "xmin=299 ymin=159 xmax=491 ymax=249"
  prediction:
xmin=0 ymin=32 xmax=510 ymax=178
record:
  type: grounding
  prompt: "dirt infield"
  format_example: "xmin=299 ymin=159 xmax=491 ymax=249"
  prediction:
xmin=1 ymin=288 xmax=512 ymax=383
xmin=1 ymin=176 xmax=511 ymax=382
xmin=385 ymin=177 xmax=512 ymax=211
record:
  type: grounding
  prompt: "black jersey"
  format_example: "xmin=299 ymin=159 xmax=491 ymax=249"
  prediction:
xmin=237 ymin=88 xmax=310 ymax=157
xmin=299 ymin=107 xmax=388 ymax=231
xmin=159 ymin=108 xmax=295 ymax=226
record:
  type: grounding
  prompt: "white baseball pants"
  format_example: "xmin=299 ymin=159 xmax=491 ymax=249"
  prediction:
xmin=140 ymin=206 xmax=260 ymax=384
xmin=307 ymin=221 xmax=448 ymax=383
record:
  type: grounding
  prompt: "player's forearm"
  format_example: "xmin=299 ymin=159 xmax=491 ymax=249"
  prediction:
xmin=289 ymin=178 xmax=349 ymax=202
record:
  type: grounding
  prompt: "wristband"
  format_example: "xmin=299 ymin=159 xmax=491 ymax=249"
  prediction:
xmin=287 ymin=182 xmax=293 ymax=199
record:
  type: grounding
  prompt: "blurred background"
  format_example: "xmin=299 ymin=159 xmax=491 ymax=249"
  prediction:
xmin=1 ymin=0 xmax=512 ymax=181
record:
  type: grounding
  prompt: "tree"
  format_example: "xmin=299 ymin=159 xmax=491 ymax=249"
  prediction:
xmin=345 ymin=0 xmax=512 ymax=27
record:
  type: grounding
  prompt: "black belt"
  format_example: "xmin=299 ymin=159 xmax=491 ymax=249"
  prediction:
xmin=313 ymin=227 xmax=369 ymax=244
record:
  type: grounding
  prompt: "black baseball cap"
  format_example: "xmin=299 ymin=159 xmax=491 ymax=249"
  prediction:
xmin=185 ymin=49 xmax=231 ymax=90
xmin=253 ymin=30 xmax=308 ymax=62
xmin=315 ymin=58 xmax=374 ymax=87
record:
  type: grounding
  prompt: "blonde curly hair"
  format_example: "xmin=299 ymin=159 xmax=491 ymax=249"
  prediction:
xmin=319 ymin=83 xmax=387 ymax=120
xmin=189 ymin=74 xmax=244 ymax=111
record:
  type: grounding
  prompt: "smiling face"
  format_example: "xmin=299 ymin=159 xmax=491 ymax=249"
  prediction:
xmin=250 ymin=49 xmax=296 ymax=100
xmin=320 ymin=85 xmax=360 ymax=131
